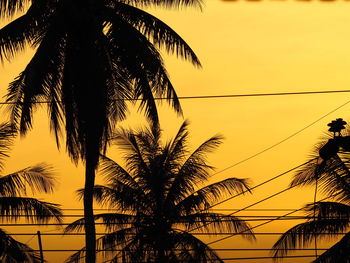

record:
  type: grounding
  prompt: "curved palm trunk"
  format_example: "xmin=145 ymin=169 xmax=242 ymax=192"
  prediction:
xmin=84 ymin=161 xmax=96 ymax=263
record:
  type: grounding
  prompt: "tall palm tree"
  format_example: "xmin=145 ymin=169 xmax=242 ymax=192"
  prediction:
xmin=272 ymin=126 xmax=350 ymax=263
xmin=65 ymin=120 xmax=255 ymax=263
xmin=0 ymin=122 xmax=62 ymax=262
xmin=0 ymin=0 xmax=201 ymax=261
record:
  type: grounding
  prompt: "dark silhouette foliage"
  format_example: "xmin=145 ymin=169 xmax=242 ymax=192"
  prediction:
xmin=0 ymin=0 xmax=201 ymax=261
xmin=65 ymin=121 xmax=255 ymax=262
xmin=0 ymin=123 xmax=62 ymax=262
xmin=272 ymin=120 xmax=350 ymax=263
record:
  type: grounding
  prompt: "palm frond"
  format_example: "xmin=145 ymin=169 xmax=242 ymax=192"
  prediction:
xmin=0 ymin=228 xmax=41 ymax=263
xmin=0 ymin=163 xmax=56 ymax=197
xmin=313 ymin=232 xmax=350 ymax=263
xmin=175 ymin=178 xmax=251 ymax=215
xmin=304 ymin=201 xmax=350 ymax=220
xmin=0 ymin=123 xmax=16 ymax=171
xmin=168 ymin=229 xmax=224 ymax=262
xmin=110 ymin=3 xmax=201 ymax=66
xmin=166 ymin=120 xmax=190 ymax=162
xmin=323 ymin=155 xmax=350 ymax=202
xmin=91 ymin=183 xmax=145 ymax=211
xmin=65 ymin=213 xmax=136 ymax=233
xmin=116 ymin=0 xmax=203 ymax=10
xmin=290 ymin=157 xmax=322 ymax=187
xmin=64 ymin=245 xmax=87 ymax=263
xmin=0 ymin=0 xmax=50 ymax=61
xmin=0 ymin=197 xmax=62 ymax=223
xmin=99 ymin=155 xmax=140 ymax=190
xmin=272 ymin=217 xmax=350 ymax=259
xmin=166 ymin=135 xmax=224 ymax=204
xmin=178 ymin=212 xmax=255 ymax=241
xmin=0 ymin=0 xmax=31 ymax=18
xmin=290 ymin=154 xmax=350 ymax=203
xmin=105 ymin=13 xmax=182 ymax=119
xmin=6 ymin=20 xmax=65 ymax=137
xmin=110 ymin=130 xmax=152 ymax=192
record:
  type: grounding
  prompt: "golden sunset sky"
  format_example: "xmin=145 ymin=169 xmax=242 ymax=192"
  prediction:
xmin=1 ymin=0 xmax=350 ymax=262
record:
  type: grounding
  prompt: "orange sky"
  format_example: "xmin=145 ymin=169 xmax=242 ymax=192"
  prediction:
xmin=2 ymin=0 xmax=350 ymax=262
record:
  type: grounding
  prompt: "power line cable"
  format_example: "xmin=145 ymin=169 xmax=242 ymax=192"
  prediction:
xmin=168 ymin=161 xmax=317 ymax=244
xmin=58 ymin=208 xmax=314 ymax=211
xmin=15 ymin=248 xmax=328 ymax=252
xmin=1 ymin=90 xmax=350 ymax=105
xmin=206 ymin=158 xmax=317 ymax=211
xmin=9 ymin=231 xmax=349 ymax=236
xmin=221 ymin=255 xmax=318 ymax=261
xmin=207 ymin=193 xmax=338 ymax=246
xmin=210 ymin=99 xmax=350 ymax=177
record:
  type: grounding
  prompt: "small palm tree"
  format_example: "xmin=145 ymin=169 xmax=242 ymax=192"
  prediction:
xmin=272 ymin=124 xmax=350 ymax=263
xmin=65 ymin=121 xmax=255 ymax=262
xmin=0 ymin=123 xmax=62 ymax=262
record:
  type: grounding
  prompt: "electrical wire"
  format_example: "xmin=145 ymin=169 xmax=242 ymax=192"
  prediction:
xmin=16 ymin=248 xmax=331 ymax=252
xmin=207 ymin=193 xmax=338 ymax=246
xmin=8 ymin=232 xmax=349 ymax=236
xmin=210 ymin=99 xmax=350 ymax=177
xmin=207 ymin=158 xmax=317 ymax=210
xmin=0 ymin=90 xmax=350 ymax=105
xmin=221 ymin=255 xmax=318 ymax=261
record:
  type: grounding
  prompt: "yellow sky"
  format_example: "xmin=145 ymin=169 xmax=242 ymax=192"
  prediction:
xmin=2 ymin=0 xmax=350 ymax=262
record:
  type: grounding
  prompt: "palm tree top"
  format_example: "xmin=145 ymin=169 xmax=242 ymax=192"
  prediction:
xmin=1 ymin=0 xmax=203 ymax=19
xmin=65 ymin=120 xmax=255 ymax=262
xmin=272 ymin=119 xmax=350 ymax=262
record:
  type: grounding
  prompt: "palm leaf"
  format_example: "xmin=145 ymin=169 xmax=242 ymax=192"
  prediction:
xmin=175 ymin=178 xmax=251 ymax=215
xmin=110 ymin=2 xmax=201 ymax=67
xmin=313 ymin=232 xmax=350 ymax=263
xmin=116 ymin=0 xmax=203 ymax=10
xmin=165 ymin=135 xmax=224 ymax=205
xmin=168 ymin=229 xmax=224 ymax=262
xmin=304 ymin=201 xmax=350 ymax=220
xmin=0 ymin=228 xmax=41 ymax=263
xmin=272 ymin=217 xmax=350 ymax=258
xmin=178 ymin=212 xmax=255 ymax=241
xmin=99 ymin=155 xmax=140 ymax=190
xmin=105 ymin=13 xmax=182 ymax=122
xmin=6 ymin=19 xmax=65 ymax=137
xmin=0 ymin=0 xmax=31 ymax=18
xmin=65 ymin=213 xmax=136 ymax=233
xmin=0 ymin=197 xmax=61 ymax=223
xmin=0 ymin=163 xmax=56 ymax=197
xmin=0 ymin=123 xmax=15 ymax=171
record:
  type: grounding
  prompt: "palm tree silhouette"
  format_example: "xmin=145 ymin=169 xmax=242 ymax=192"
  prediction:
xmin=0 ymin=123 xmax=62 ymax=262
xmin=0 ymin=0 xmax=201 ymax=261
xmin=272 ymin=124 xmax=350 ymax=263
xmin=65 ymin=121 xmax=255 ymax=263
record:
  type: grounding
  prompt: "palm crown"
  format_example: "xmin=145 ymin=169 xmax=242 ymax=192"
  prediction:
xmin=0 ymin=123 xmax=62 ymax=262
xmin=272 ymin=126 xmax=350 ymax=263
xmin=66 ymin=121 xmax=255 ymax=262
xmin=0 ymin=0 xmax=201 ymax=162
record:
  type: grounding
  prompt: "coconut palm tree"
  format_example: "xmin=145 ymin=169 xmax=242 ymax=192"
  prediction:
xmin=0 ymin=122 xmax=62 ymax=262
xmin=272 ymin=124 xmax=350 ymax=263
xmin=0 ymin=0 xmax=201 ymax=261
xmin=65 ymin=120 xmax=255 ymax=263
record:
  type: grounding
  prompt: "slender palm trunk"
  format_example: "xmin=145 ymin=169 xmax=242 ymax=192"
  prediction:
xmin=84 ymin=161 xmax=96 ymax=263
xmin=155 ymin=236 xmax=167 ymax=263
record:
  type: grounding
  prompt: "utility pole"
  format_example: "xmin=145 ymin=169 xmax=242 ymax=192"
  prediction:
xmin=37 ymin=231 xmax=44 ymax=263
